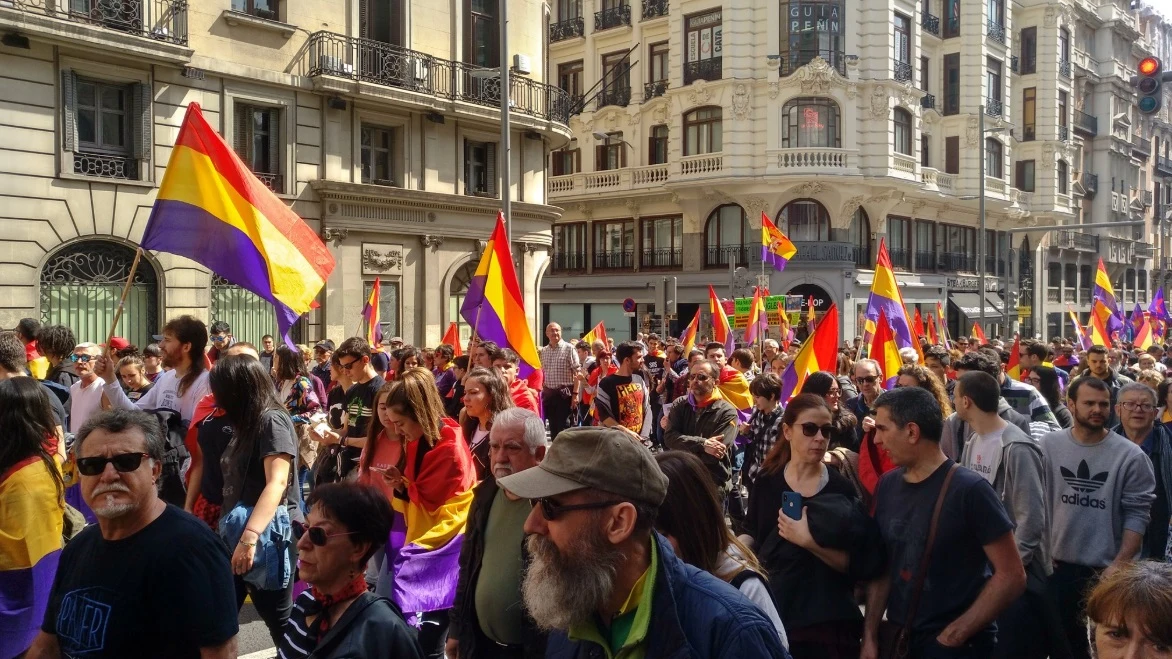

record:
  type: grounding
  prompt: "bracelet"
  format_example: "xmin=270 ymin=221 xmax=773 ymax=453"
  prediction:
xmin=244 ymin=526 xmax=264 ymax=538
xmin=238 ymin=539 xmax=257 ymax=548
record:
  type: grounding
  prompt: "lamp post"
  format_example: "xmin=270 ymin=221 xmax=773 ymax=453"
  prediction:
xmin=500 ymin=0 xmax=510 ymax=243
xmin=976 ymin=105 xmax=1009 ymax=336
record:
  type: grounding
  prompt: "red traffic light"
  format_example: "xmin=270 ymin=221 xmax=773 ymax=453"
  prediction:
xmin=1140 ymin=57 xmax=1161 ymax=76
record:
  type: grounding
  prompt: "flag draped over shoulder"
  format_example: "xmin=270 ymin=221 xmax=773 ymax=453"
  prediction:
xmin=863 ymin=240 xmax=919 ymax=354
xmin=778 ymin=304 xmax=839 ymax=403
xmin=363 ymin=277 xmax=383 ymax=347
xmin=679 ymin=308 xmax=701 ymax=354
xmin=708 ymin=285 xmax=735 ymax=354
xmin=142 ymin=103 xmax=334 ymax=343
xmin=440 ymin=322 xmax=462 ymax=357
xmin=1092 ymin=258 xmax=1123 ymax=336
xmin=459 ymin=212 xmax=541 ymax=376
xmin=761 ymin=213 xmax=797 ymax=272
xmin=0 ymin=458 xmax=63 ymax=657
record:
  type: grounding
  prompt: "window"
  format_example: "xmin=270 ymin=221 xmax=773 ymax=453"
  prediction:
xmin=596 ymin=132 xmax=626 ymax=170
xmin=234 ymin=103 xmax=282 ymax=192
xmin=888 ymin=216 xmax=911 ymax=268
xmin=360 ymin=125 xmax=396 ymax=186
xmin=943 ymin=0 xmax=960 ymax=37
xmin=1059 ymin=27 xmax=1070 ymax=62
xmin=601 ymin=51 xmax=631 ymax=104
xmin=464 ymin=139 xmax=497 ymax=196
xmin=704 ymin=204 xmax=747 ymax=266
xmin=553 ymin=223 xmax=587 ymax=270
xmin=986 ymin=56 xmax=1002 ymax=103
xmin=685 ymin=10 xmax=722 ymax=64
xmin=557 ymin=0 xmax=581 ymax=20
xmin=361 ymin=0 xmax=404 ymax=46
xmin=684 ymin=107 xmax=722 ymax=155
xmin=233 ymin=0 xmax=278 ymax=20
xmin=985 ymin=137 xmax=1003 ymax=178
xmin=362 ymin=278 xmax=400 ymax=340
xmin=1022 ymin=87 xmax=1036 ymax=140
xmin=76 ymin=79 xmax=131 ymax=156
xmin=893 ymin=108 xmax=913 ymax=155
xmin=944 ymin=53 xmax=960 ymax=115
xmin=893 ymin=13 xmax=911 ymax=69
xmin=1015 ymin=159 xmax=1035 ymax=191
xmin=781 ymin=0 xmax=844 ymax=72
xmin=466 ymin=0 xmax=499 ymax=67
xmin=1058 ymin=91 xmax=1068 ymax=130
xmin=779 ymin=200 xmax=830 ymax=242
xmin=1057 ymin=160 xmax=1069 ymax=194
xmin=987 ymin=0 xmax=1003 ymax=28
xmin=66 ymin=74 xmax=149 ymax=181
xmin=921 ymin=134 xmax=930 ymax=167
xmin=594 ymin=220 xmax=635 ymax=269
xmin=551 ymin=148 xmax=580 ymax=176
xmin=558 ymin=60 xmax=583 ymax=98
xmin=782 ymin=97 xmax=841 ymax=148
xmin=641 ymin=216 xmax=683 ymax=267
xmin=914 ymin=220 xmax=935 ymax=260
xmin=945 ymin=136 xmax=959 ymax=174
xmin=920 ymin=56 xmax=929 ymax=91
xmin=1020 ymin=27 xmax=1037 ymax=73
xmin=649 ymin=42 xmax=669 ymax=83
xmin=648 ymin=125 xmax=668 ymax=165
xmin=848 ymin=207 xmax=871 ymax=266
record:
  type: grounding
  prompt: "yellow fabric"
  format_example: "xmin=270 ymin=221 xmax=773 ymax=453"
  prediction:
xmin=27 ymin=356 xmax=49 ymax=380
xmin=0 ymin=460 xmax=63 ymax=571
xmin=391 ymin=488 xmax=475 ymax=550
xmin=718 ymin=370 xmax=753 ymax=412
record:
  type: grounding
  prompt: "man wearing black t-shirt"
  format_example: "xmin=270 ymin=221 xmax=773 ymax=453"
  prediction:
xmin=594 ymin=341 xmax=652 ymax=446
xmin=863 ymin=387 xmax=1026 ymax=659
xmin=315 ymin=337 xmax=385 ymax=483
xmin=29 ymin=409 xmax=238 ymax=659
xmin=642 ymin=334 xmax=667 ymax=447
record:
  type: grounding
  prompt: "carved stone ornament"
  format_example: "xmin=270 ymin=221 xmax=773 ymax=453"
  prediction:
xmin=670 ymin=192 xmax=681 ymax=205
xmin=1044 ymin=6 xmax=1057 ymax=27
xmin=628 ymin=110 xmax=642 ymax=126
xmin=576 ymin=202 xmax=593 ymax=219
xmin=746 ymin=197 xmax=768 ymax=217
xmin=845 ymin=83 xmax=859 ymax=99
xmin=898 ymin=86 xmax=918 ymax=110
xmin=361 ymin=243 xmax=404 ymax=276
xmin=841 ymin=195 xmax=865 ymax=221
xmin=419 ymin=234 xmax=445 ymax=250
xmin=793 ymin=56 xmax=841 ymax=95
xmin=732 ymin=84 xmax=751 ymax=120
xmin=321 ymin=227 xmax=349 ymax=245
xmin=924 ymin=111 xmax=938 ymax=125
xmin=870 ymin=87 xmax=889 ymax=119
xmin=967 ymin=117 xmax=979 ymax=147
xmin=1042 ymin=147 xmax=1055 ymax=168
xmin=908 ymin=199 xmax=927 ymax=216
xmin=688 ymin=81 xmax=711 ymax=107
xmin=651 ymin=102 xmax=668 ymax=124
xmin=794 ymin=181 xmax=826 ymax=197
xmin=606 ymin=112 xmax=619 ymax=131
xmin=769 ymin=81 xmax=780 ymax=99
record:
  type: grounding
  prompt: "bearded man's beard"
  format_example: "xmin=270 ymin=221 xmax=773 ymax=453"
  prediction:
xmin=521 ymin=521 xmax=626 ymax=631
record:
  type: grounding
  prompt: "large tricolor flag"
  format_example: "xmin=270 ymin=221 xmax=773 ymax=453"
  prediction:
xmin=142 ymin=103 xmax=334 ymax=343
xmin=778 ymin=303 xmax=839 ymax=403
xmin=708 ymin=285 xmax=735 ymax=354
xmin=761 ymin=212 xmax=797 ymax=272
xmin=362 ymin=277 xmax=383 ymax=347
xmin=871 ymin=308 xmax=903 ymax=385
xmin=1092 ymin=258 xmax=1124 ymax=336
xmin=679 ymin=308 xmax=701 ymax=354
xmin=0 ymin=457 xmax=62 ymax=657
xmin=460 ymin=212 xmax=542 ymax=376
xmin=863 ymin=240 xmax=920 ymax=356
xmin=744 ymin=287 xmax=768 ymax=345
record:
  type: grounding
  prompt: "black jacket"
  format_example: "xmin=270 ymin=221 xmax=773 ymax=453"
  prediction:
xmin=309 ymin=592 xmax=424 ymax=659
xmin=450 ymin=475 xmax=547 ymax=659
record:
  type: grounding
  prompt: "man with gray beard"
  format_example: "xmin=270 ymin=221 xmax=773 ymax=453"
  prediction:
xmin=499 ymin=427 xmax=790 ymax=659
xmin=27 ymin=410 xmax=238 ymax=659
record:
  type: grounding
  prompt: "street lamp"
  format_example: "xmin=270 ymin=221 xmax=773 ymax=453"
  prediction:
xmin=977 ymin=104 xmax=1010 ymax=336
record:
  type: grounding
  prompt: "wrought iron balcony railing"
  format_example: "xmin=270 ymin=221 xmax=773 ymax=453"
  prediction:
xmin=779 ymin=49 xmax=846 ymax=77
xmin=921 ymin=94 xmax=936 ymax=110
xmin=644 ymin=79 xmax=668 ymax=100
xmin=1058 ymin=59 xmax=1072 ymax=78
xmin=1010 ymin=55 xmax=1019 ymax=72
xmin=74 ymin=151 xmax=139 ymax=180
xmin=593 ymin=249 xmax=635 ymax=270
xmin=705 ymin=245 xmax=750 ymax=268
xmin=596 ymin=86 xmax=631 ymax=109
xmin=987 ymin=20 xmax=1006 ymax=44
xmin=1073 ymin=109 xmax=1097 ymax=137
xmin=985 ymin=98 xmax=1003 ymax=118
xmin=7 ymin=0 xmax=189 ymax=45
xmin=641 ymin=0 xmax=667 ymax=20
xmin=305 ymin=32 xmax=572 ymax=124
xmin=549 ymin=16 xmax=584 ymax=42
xmin=594 ymin=4 xmax=631 ymax=31
xmin=914 ymin=250 xmax=937 ymax=272
xmin=921 ymin=13 xmax=940 ymax=36
xmin=893 ymin=59 xmax=913 ymax=82
xmin=253 ymin=172 xmax=284 ymax=194
xmin=641 ymin=247 xmax=682 ymax=269
xmin=551 ymin=252 xmax=587 ymax=272
xmin=1157 ymin=155 xmax=1172 ymax=177
xmin=684 ymin=57 xmax=722 ymax=84
xmin=887 ymin=248 xmax=911 ymax=270
xmin=938 ymin=252 xmax=976 ymax=272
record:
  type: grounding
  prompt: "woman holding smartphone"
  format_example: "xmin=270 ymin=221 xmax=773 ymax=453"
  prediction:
xmin=742 ymin=394 xmax=882 ymax=659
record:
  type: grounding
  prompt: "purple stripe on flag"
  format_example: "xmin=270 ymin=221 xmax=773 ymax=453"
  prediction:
xmin=0 ymin=549 xmax=60 ymax=658
xmin=391 ymin=534 xmax=465 ymax=619
xmin=460 ymin=275 xmax=538 ymax=376
xmin=868 ymin=296 xmax=916 ymax=347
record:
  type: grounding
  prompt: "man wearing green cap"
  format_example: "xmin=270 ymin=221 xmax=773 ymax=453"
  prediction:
xmin=498 ymin=427 xmax=789 ymax=659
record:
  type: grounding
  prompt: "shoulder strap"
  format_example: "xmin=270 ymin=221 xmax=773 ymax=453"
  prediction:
xmin=729 ymin=568 xmax=762 ymax=590
xmin=901 ymin=462 xmax=959 ymax=633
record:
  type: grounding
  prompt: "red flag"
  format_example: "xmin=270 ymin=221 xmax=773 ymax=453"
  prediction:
xmin=913 ymin=308 xmax=925 ymax=337
xmin=1007 ymin=336 xmax=1021 ymax=381
xmin=871 ymin=309 xmax=902 ymax=384
xmin=441 ymin=321 xmax=463 ymax=357
xmin=926 ymin=314 xmax=939 ymax=346
xmin=971 ymin=323 xmax=989 ymax=345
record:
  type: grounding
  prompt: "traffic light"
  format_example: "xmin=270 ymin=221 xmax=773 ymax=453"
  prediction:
xmin=1134 ymin=57 xmax=1163 ymax=115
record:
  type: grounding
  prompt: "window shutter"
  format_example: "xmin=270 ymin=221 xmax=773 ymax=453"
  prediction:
xmin=267 ymin=107 xmax=281 ymax=180
xmin=62 ymin=70 xmax=77 ymax=152
xmin=463 ymin=140 xmax=470 ymax=194
xmin=234 ymin=104 xmax=250 ymax=161
xmin=1014 ymin=161 xmax=1024 ymax=189
xmin=486 ymin=142 xmax=497 ymax=195
xmin=360 ymin=0 xmax=369 ymax=38
xmin=132 ymin=82 xmax=152 ymax=163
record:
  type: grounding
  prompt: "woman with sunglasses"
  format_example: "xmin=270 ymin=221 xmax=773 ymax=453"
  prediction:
xmin=742 ymin=394 xmax=882 ymax=659
xmin=799 ymin=371 xmax=859 ymax=452
xmin=282 ymin=482 xmax=424 ymax=659
xmin=381 ymin=368 xmax=476 ymax=658
xmin=210 ymin=354 xmax=303 ymax=646
xmin=459 ymin=367 xmax=514 ymax=478
xmin=1027 ymin=365 xmax=1072 ymax=429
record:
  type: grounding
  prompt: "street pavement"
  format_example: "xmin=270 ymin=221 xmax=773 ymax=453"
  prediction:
xmin=237 ymin=602 xmax=276 ymax=658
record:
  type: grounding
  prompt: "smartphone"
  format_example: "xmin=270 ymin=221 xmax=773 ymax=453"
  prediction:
xmin=782 ymin=491 xmax=803 ymax=521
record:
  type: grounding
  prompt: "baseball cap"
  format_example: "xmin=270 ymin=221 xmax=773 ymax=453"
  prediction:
xmin=103 ymin=337 xmax=130 ymax=351
xmin=314 ymin=339 xmax=335 ymax=352
xmin=497 ymin=427 xmax=668 ymax=506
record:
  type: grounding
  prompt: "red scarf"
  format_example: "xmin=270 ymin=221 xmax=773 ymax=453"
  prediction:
xmin=307 ymin=573 xmax=369 ymax=640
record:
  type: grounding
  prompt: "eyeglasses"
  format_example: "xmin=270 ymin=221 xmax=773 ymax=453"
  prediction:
xmin=531 ymin=497 xmax=623 ymax=521
xmin=1120 ymin=402 xmax=1156 ymax=413
xmin=75 ymin=452 xmax=150 ymax=476
xmin=211 ymin=335 xmax=226 ymax=343
xmin=798 ymin=423 xmax=835 ymax=439
xmin=292 ymin=520 xmax=359 ymax=546
xmin=70 ymin=354 xmax=95 ymax=363
xmin=1026 ymin=377 xmax=1042 ymax=385
xmin=689 ymin=373 xmax=712 ymax=382
xmin=854 ymin=375 xmax=878 ymax=384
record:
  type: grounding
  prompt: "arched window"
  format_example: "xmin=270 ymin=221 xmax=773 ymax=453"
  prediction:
xmin=41 ymin=240 xmax=158 ymax=347
xmin=704 ymin=204 xmax=747 ymax=267
xmin=778 ymin=199 xmax=830 ymax=242
xmin=848 ymin=207 xmax=872 ymax=267
xmin=1057 ymin=160 xmax=1069 ymax=194
xmin=985 ymin=137 xmax=1003 ymax=178
xmin=893 ymin=108 xmax=913 ymax=155
xmin=782 ymin=98 xmax=840 ymax=148
xmin=447 ymin=260 xmax=478 ymax=342
xmin=684 ymin=107 xmax=722 ymax=155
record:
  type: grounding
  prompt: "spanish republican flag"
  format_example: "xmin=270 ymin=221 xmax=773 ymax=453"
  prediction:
xmin=1092 ymin=257 xmax=1124 ymax=335
xmin=1006 ymin=336 xmax=1022 ymax=381
xmin=460 ymin=212 xmax=542 ymax=376
xmin=871 ymin=308 xmax=903 ymax=385
xmin=1089 ymin=301 xmax=1112 ymax=347
xmin=761 ymin=212 xmax=797 ymax=272
xmin=440 ymin=322 xmax=462 ymax=357
xmin=1069 ymin=307 xmax=1091 ymax=350
xmin=679 ymin=308 xmax=701 ymax=354
xmin=971 ymin=323 xmax=989 ymax=346
xmin=1135 ymin=319 xmax=1155 ymax=351
xmin=0 ymin=457 xmax=63 ymax=657
xmin=582 ymin=320 xmax=608 ymax=348
xmin=708 ymin=285 xmax=735 ymax=354
xmin=778 ymin=303 xmax=839 ymax=403
xmin=744 ymin=287 xmax=768 ymax=345
xmin=142 ymin=103 xmax=334 ymax=343
xmin=362 ymin=277 xmax=383 ymax=347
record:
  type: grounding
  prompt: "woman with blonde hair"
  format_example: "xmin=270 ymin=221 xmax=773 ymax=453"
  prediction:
xmin=895 ymin=363 xmax=954 ymax=416
xmin=458 ymin=367 xmax=514 ymax=478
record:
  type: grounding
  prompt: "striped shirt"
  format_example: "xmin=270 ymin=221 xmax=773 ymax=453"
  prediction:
xmin=540 ymin=340 xmax=580 ymax=389
xmin=278 ymin=590 xmax=318 ymax=659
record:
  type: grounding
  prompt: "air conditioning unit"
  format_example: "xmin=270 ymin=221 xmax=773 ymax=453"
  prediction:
xmin=512 ymin=53 xmax=532 ymax=76
xmin=317 ymin=55 xmax=353 ymax=76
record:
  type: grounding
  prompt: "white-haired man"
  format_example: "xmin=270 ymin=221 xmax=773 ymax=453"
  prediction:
xmin=845 ymin=358 xmax=885 ymax=450
xmin=898 ymin=346 xmax=920 ymax=366
xmin=449 ymin=408 xmax=549 ymax=659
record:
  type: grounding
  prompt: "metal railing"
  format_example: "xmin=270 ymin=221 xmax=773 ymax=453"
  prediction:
xmin=593 ymin=249 xmax=635 ymax=270
xmin=253 ymin=172 xmax=283 ymax=194
xmin=1058 ymin=59 xmax=1072 ymax=78
xmin=7 ymin=0 xmax=189 ymax=45
xmin=987 ymin=20 xmax=1006 ymax=44
xmin=985 ymin=98 xmax=1003 ymax=117
xmin=305 ymin=32 xmax=573 ymax=124
xmin=1073 ymin=109 xmax=1097 ymax=137
xmin=855 ymin=245 xmax=872 ymax=268
xmin=985 ymin=257 xmax=1006 ymax=276
xmin=1081 ymin=173 xmax=1098 ymax=198
xmin=888 ymin=248 xmax=911 ymax=269
xmin=1058 ymin=124 xmax=1068 ymax=142
xmin=644 ymin=79 xmax=668 ymax=100
xmin=921 ymin=94 xmax=936 ymax=110
xmin=705 ymin=245 xmax=750 ymax=268
xmin=1157 ymin=155 xmax=1172 ymax=176
xmin=779 ymin=49 xmax=846 ymax=76
xmin=594 ymin=4 xmax=631 ymax=31
xmin=549 ymin=16 xmax=584 ymax=42
xmin=551 ymin=252 xmax=587 ymax=271
xmin=1133 ymin=137 xmax=1152 ymax=159
xmin=641 ymin=0 xmax=667 ymax=20
xmin=893 ymin=59 xmax=913 ymax=82
xmin=596 ymin=86 xmax=631 ymax=109
xmin=938 ymin=252 xmax=976 ymax=272
xmin=641 ymin=247 xmax=682 ymax=268
xmin=922 ymin=13 xmax=940 ymax=36
xmin=1010 ymin=55 xmax=1019 ymax=72
xmin=74 ymin=151 xmax=139 ymax=180
xmin=914 ymin=250 xmax=936 ymax=271
xmin=684 ymin=57 xmax=722 ymax=84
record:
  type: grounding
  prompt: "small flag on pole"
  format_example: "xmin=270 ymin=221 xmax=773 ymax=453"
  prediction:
xmin=362 ymin=277 xmax=383 ymax=347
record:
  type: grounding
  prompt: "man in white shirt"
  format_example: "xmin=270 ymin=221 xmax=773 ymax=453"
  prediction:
xmin=67 ymin=342 xmax=105 ymax=434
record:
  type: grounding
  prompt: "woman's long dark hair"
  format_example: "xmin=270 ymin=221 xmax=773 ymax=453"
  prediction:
xmin=361 ymin=381 xmax=402 ymax=476
xmin=274 ymin=344 xmax=308 ymax=383
xmin=458 ymin=367 xmax=514 ymax=441
xmin=209 ymin=354 xmax=284 ymax=453
xmin=164 ymin=315 xmax=208 ymax=397
xmin=0 ymin=378 xmax=64 ymax=500
xmin=1032 ymin=364 xmax=1064 ymax=411
xmin=800 ymin=370 xmax=858 ymax=432
xmin=760 ymin=394 xmax=832 ymax=476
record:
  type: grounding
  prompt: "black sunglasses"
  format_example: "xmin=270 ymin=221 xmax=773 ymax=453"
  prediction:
xmin=854 ymin=375 xmax=878 ymax=384
xmin=70 ymin=354 xmax=95 ymax=363
xmin=292 ymin=520 xmax=359 ymax=546
xmin=75 ymin=452 xmax=150 ymax=476
xmin=531 ymin=497 xmax=623 ymax=521
xmin=798 ymin=423 xmax=835 ymax=439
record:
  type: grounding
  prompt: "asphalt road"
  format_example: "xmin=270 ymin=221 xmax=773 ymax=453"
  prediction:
xmin=237 ymin=602 xmax=277 ymax=658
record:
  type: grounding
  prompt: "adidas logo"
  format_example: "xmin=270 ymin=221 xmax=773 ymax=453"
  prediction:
xmin=1059 ymin=459 xmax=1108 ymax=509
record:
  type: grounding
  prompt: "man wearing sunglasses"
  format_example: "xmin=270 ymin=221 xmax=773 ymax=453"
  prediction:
xmin=1112 ymin=382 xmax=1172 ymax=565
xmin=206 ymin=320 xmax=234 ymax=365
xmin=844 ymin=359 xmax=884 ymax=450
xmin=313 ymin=337 xmax=384 ymax=483
xmin=28 ymin=409 xmax=239 ymax=659
xmin=66 ymin=343 xmax=104 ymax=436
xmin=664 ymin=360 xmax=739 ymax=497
xmin=497 ymin=426 xmax=788 ymax=659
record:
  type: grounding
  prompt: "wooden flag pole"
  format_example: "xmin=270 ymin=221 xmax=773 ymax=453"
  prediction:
xmin=106 ymin=247 xmax=143 ymax=348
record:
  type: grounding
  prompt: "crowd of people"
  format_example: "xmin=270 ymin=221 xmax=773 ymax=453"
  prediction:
xmin=5 ymin=314 xmax=1172 ymax=659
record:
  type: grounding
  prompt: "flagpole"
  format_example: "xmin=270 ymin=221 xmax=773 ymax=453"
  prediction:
xmin=106 ymin=247 xmax=143 ymax=347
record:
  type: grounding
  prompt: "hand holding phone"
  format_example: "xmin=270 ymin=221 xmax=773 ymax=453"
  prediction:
xmin=781 ymin=491 xmax=803 ymax=521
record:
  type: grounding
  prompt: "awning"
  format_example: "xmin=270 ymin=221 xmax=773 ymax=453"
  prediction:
xmin=949 ymin=293 xmax=1002 ymax=318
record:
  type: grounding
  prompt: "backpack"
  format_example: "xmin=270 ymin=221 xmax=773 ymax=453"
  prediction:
xmin=145 ymin=408 xmax=190 ymax=507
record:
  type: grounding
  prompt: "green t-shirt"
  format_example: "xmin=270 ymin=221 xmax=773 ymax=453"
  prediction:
xmin=475 ymin=488 xmax=531 ymax=644
xmin=568 ymin=538 xmax=659 ymax=659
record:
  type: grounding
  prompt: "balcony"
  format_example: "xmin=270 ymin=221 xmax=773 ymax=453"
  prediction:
xmin=546 ymin=163 xmax=669 ymax=197
xmin=549 ymin=16 xmax=584 ymax=42
xmin=922 ymin=13 xmax=940 ymax=36
xmin=1058 ymin=125 xmax=1069 ymax=142
xmin=594 ymin=249 xmax=634 ymax=270
xmin=1133 ymin=137 xmax=1152 ymax=161
xmin=1010 ymin=55 xmax=1019 ymax=72
xmin=893 ymin=59 xmax=913 ymax=82
xmin=641 ymin=0 xmax=667 ymax=20
xmin=888 ymin=248 xmax=912 ymax=270
xmin=1058 ymin=59 xmax=1072 ymax=78
xmin=706 ymin=245 xmax=750 ymax=268
xmin=1157 ymin=155 xmax=1172 ymax=177
xmin=4 ymin=0 xmax=189 ymax=45
xmin=914 ymin=250 xmax=936 ymax=272
xmin=641 ymin=247 xmax=681 ymax=269
xmin=1081 ymin=173 xmax=1098 ymax=198
xmin=684 ymin=57 xmax=722 ymax=84
xmin=253 ymin=172 xmax=284 ymax=194
xmin=987 ymin=20 xmax=1006 ymax=44
xmin=594 ymin=4 xmax=631 ymax=31
xmin=773 ymin=148 xmax=853 ymax=171
xmin=551 ymin=252 xmax=587 ymax=272
xmin=779 ymin=49 xmax=846 ymax=77
xmin=596 ymin=86 xmax=632 ymax=109
xmin=680 ymin=153 xmax=723 ymax=176
xmin=1054 ymin=230 xmax=1099 ymax=251
xmin=985 ymin=256 xmax=1006 ymax=276
xmin=644 ymin=79 xmax=668 ymax=100
xmin=305 ymin=32 xmax=572 ymax=124
xmin=985 ymin=98 xmax=1003 ymax=118
xmin=1047 ymin=289 xmax=1060 ymax=303
xmin=938 ymin=252 xmax=976 ymax=272
xmin=1073 ymin=109 xmax=1098 ymax=137
xmin=74 ymin=151 xmax=139 ymax=180
xmin=893 ymin=153 xmax=917 ymax=176
xmin=921 ymin=94 xmax=936 ymax=110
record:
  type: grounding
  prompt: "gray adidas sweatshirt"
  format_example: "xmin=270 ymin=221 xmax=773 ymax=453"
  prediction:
xmin=1040 ymin=428 xmax=1156 ymax=568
